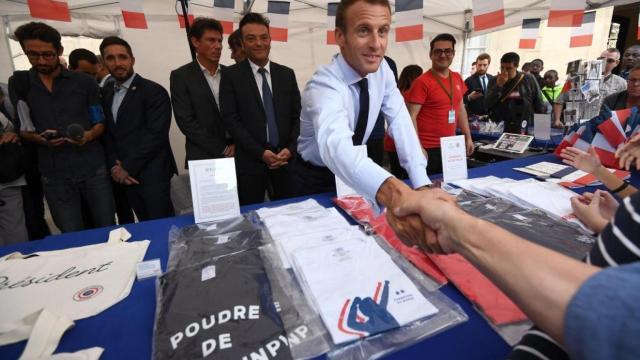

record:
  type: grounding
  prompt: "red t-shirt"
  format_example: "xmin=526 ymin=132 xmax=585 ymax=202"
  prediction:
xmin=383 ymin=90 xmax=411 ymax=152
xmin=408 ymin=70 xmax=467 ymax=149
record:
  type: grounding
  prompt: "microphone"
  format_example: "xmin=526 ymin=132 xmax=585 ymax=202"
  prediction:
xmin=66 ymin=123 xmax=85 ymax=141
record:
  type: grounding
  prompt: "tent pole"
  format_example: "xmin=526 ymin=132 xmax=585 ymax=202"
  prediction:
xmin=179 ymin=0 xmax=196 ymax=60
xmin=460 ymin=9 xmax=472 ymax=75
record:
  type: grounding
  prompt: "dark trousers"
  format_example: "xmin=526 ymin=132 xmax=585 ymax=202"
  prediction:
xmin=425 ymin=148 xmax=443 ymax=175
xmin=237 ymin=164 xmax=295 ymax=206
xmin=366 ymin=138 xmax=385 ymax=167
xmin=21 ymin=145 xmax=50 ymax=240
xmin=387 ymin=151 xmax=408 ymax=180
xmin=293 ymin=156 xmax=336 ymax=197
xmin=42 ymin=166 xmax=115 ymax=233
xmin=113 ymin=181 xmax=135 ymax=224
xmin=125 ymin=180 xmax=174 ymax=221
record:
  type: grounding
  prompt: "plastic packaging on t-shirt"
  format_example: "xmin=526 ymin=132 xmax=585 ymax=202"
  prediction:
xmin=152 ymin=249 xmax=293 ymax=360
xmin=334 ymin=196 xmax=448 ymax=285
xmin=167 ymin=227 xmax=265 ymax=271
xmin=291 ymin=235 xmax=467 ymax=360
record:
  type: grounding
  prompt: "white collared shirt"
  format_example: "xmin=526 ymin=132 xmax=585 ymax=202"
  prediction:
xmin=112 ymin=73 xmax=137 ymax=123
xmin=197 ymin=58 xmax=222 ymax=108
xmin=298 ymin=54 xmax=430 ymax=205
xmin=248 ymin=59 xmax=273 ymax=100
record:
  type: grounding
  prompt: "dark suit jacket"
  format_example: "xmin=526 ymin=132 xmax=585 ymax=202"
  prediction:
xmin=464 ymin=73 xmax=494 ymax=116
xmin=220 ymin=59 xmax=301 ymax=175
xmin=102 ymin=74 xmax=177 ymax=184
xmin=170 ymin=61 xmax=230 ymax=168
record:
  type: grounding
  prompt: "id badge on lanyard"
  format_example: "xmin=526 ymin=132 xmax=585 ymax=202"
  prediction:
xmin=431 ymin=70 xmax=456 ymax=124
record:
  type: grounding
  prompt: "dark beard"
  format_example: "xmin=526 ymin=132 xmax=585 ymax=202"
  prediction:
xmin=112 ymin=69 xmax=134 ymax=82
xmin=35 ymin=63 xmax=58 ymax=75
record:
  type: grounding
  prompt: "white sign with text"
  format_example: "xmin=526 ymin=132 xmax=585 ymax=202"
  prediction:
xmin=188 ymin=158 xmax=240 ymax=223
xmin=440 ymin=135 xmax=468 ymax=183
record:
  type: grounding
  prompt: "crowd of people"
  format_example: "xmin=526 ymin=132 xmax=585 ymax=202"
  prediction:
xmin=0 ymin=0 xmax=639 ymax=357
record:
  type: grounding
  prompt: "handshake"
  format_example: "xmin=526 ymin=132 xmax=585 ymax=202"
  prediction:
xmin=378 ymin=177 xmax=467 ymax=254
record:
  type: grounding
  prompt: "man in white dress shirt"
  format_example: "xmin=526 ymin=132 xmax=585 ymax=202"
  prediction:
xmin=296 ymin=0 xmax=453 ymax=250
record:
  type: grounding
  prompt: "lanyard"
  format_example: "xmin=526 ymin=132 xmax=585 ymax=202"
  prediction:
xmin=430 ymin=69 xmax=453 ymax=107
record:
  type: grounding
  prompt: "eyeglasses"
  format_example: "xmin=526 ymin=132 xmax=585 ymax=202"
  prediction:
xmin=433 ymin=48 xmax=455 ymax=57
xmin=25 ymin=51 xmax=57 ymax=60
xmin=628 ymin=78 xmax=640 ymax=85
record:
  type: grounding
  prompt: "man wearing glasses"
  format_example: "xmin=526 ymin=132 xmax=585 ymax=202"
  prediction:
xmin=407 ymin=33 xmax=473 ymax=175
xmin=601 ymin=65 xmax=640 ymax=111
xmin=9 ymin=22 xmax=114 ymax=233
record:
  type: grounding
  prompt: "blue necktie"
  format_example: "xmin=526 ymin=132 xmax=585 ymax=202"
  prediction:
xmin=258 ymin=68 xmax=279 ymax=148
xmin=481 ymin=76 xmax=486 ymax=92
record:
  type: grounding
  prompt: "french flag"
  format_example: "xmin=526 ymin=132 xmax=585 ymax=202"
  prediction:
xmin=555 ymin=124 xmax=592 ymax=156
xmin=28 ymin=0 xmax=71 ymax=22
xmin=570 ymin=11 xmax=595 ymax=48
xmin=120 ymin=0 xmax=148 ymax=29
xmin=268 ymin=1 xmax=290 ymax=42
xmin=175 ymin=1 xmax=194 ymax=28
xmin=591 ymin=132 xmax=618 ymax=168
xmin=548 ymin=0 xmax=585 ymax=27
xmin=472 ymin=0 xmax=505 ymax=31
xmin=395 ymin=0 xmax=423 ymax=42
xmin=597 ymin=108 xmax=632 ymax=149
xmin=214 ymin=0 xmax=235 ymax=35
xmin=327 ymin=2 xmax=339 ymax=45
xmin=519 ymin=18 xmax=540 ymax=49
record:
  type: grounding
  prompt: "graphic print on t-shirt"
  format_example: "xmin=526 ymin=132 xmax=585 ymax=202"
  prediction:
xmin=337 ymin=280 xmax=400 ymax=338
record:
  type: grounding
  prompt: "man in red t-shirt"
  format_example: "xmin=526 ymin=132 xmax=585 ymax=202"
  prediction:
xmin=408 ymin=33 xmax=473 ymax=175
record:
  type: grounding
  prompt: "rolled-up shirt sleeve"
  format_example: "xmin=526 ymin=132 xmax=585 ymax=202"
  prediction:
xmin=564 ymin=262 xmax=640 ymax=360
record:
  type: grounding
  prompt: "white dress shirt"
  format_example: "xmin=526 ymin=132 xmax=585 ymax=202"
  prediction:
xmin=298 ymin=54 xmax=430 ymax=204
xmin=197 ymin=58 xmax=222 ymax=108
xmin=248 ymin=59 xmax=273 ymax=100
xmin=111 ymin=73 xmax=136 ymax=123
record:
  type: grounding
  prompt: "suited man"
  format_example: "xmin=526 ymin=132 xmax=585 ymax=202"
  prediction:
xmin=464 ymin=53 xmax=493 ymax=116
xmin=171 ymin=17 xmax=234 ymax=167
xmin=100 ymin=36 xmax=177 ymax=221
xmin=220 ymin=13 xmax=301 ymax=205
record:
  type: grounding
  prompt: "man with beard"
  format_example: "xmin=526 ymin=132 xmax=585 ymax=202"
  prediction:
xmin=220 ymin=13 xmax=301 ymax=205
xmin=620 ymin=45 xmax=640 ymax=80
xmin=11 ymin=22 xmax=114 ymax=233
xmin=464 ymin=52 xmax=493 ymax=116
xmin=407 ymin=33 xmax=474 ymax=174
xmin=100 ymin=36 xmax=177 ymax=221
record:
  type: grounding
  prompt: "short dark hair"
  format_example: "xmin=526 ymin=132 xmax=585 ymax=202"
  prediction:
xmin=398 ymin=64 xmax=423 ymax=92
xmin=531 ymin=58 xmax=543 ymax=66
xmin=190 ymin=17 xmax=224 ymax=40
xmin=228 ymin=29 xmax=242 ymax=50
xmin=630 ymin=64 xmax=640 ymax=75
xmin=501 ymin=52 xmax=520 ymax=67
xmin=335 ymin=0 xmax=391 ymax=33
xmin=544 ymin=70 xmax=558 ymax=78
xmin=239 ymin=12 xmax=270 ymax=37
xmin=430 ymin=33 xmax=456 ymax=52
xmin=99 ymin=36 xmax=133 ymax=57
xmin=521 ymin=62 xmax=531 ymax=71
xmin=14 ymin=22 xmax=62 ymax=52
xmin=477 ymin=53 xmax=491 ymax=63
xmin=472 ymin=61 xmax=476 ymax=66
xmin=68 ymin=48 xmax=98 ymax=69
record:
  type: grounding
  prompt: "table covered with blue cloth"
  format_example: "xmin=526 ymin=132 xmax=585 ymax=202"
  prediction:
xmin=1 ymin=153 xmax=638 ymax=360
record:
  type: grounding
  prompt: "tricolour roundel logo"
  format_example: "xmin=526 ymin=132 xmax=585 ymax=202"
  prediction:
xmin=73 ymin=285 xmax=104 ymax=302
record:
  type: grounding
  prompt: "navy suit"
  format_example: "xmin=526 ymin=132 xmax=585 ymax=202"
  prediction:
xmin=464 ymin=73 xmax=494 ymax=116
xmin=103 ymin=74 xmax=177 ymax=221
xmin=220 ymin=60 xmax=301 ymax=205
